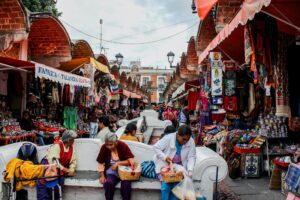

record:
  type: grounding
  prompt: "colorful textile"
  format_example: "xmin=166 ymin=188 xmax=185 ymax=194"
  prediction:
xmin=4 ymin=158 xmax=44 ymax=191
xmin=141 ymin=161 xmax=157 ymax=179
xmin=188 ymin=91 xmax=199 ymax=111
xmin=63 ymin=107 xmax=78 ymax=130
xmin=224 ymin=96 xmax=238 ymax=111
xmin=285 ymin=163 xmax=300 ymax=191
xmin=211 ymin=67 xmax=223 ymax=96
xmin=275 ymin=33 xmax=291 ymax=117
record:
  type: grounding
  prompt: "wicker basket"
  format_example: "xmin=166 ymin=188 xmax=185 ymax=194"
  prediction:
xmin=118 ymin=162 xmax=141 ymax=181
xmin=161 ymin=164 xmax=184 ymax=183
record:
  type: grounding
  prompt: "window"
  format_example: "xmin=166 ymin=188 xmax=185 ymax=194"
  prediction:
xmin=158 ymin=77 xmax=165 ymax=85
xmin=158 ymin=92 xmax=164 ymax=103
xmin=142 ymin=77 xmax=150 ymax=86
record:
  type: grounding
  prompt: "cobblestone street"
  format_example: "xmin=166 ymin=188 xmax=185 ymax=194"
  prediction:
xmin=218 ymin=176 xmax=286 ymax=200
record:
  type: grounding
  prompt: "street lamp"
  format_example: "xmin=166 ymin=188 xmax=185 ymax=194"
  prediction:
xmin=167 ymin=51 xmax=175 ymax=68
xmin=191 ymin=0 xmax=197 ymax=14
xmin=115 ymin=53 xmax=124 ymax=69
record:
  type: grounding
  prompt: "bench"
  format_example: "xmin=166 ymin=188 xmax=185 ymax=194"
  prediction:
xmin=0 ymin=139 xmax=228 ymax=200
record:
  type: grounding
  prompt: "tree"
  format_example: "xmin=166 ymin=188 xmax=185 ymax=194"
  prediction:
xmin=22 ymin=0 xmax=62 ymax=17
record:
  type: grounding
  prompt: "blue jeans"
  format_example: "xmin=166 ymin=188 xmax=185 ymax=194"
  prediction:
xmin=161 ymin=181 xmax=179 ymax=200
xmin=89 ymin=122 xmax=98 ymax=138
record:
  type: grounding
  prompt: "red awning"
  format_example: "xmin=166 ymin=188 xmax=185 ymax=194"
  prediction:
xmin=198 ymin=0 xmax=300 ymax=64
xmin=0 ymin=56 xmax=35 ymax=70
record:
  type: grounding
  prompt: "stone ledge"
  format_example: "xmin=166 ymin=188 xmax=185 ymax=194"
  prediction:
xmin=64 ymin=171 xmax=161 ymax=190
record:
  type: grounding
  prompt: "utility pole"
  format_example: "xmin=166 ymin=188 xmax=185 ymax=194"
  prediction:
xmin=100 ymin=19 xmax=103 ymax=54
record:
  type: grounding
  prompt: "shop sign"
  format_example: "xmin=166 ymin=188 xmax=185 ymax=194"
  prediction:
xmin=35 ymin=63 xmax=91 ymax=87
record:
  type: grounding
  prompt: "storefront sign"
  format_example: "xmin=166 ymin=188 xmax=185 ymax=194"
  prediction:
xmin=35 ymin=63 xmax=91 ymax=87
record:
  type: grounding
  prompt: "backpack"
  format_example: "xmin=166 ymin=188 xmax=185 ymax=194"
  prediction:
xmin=141 ymin=161 xmax=157 ymax=179
xmin=17 ymin=143 xmax=38 ymax=164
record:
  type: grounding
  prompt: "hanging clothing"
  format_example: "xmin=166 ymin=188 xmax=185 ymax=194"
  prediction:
xmin=52 ymin=84 xmax=59 ymax=104
xmin=224 ymin=96 xmax=238 ymax=111
xmin=63 ymin=85 xmax=71 ymax=105
xmin=0 ymin=71 xmax=8 ymax=96
xmin=63 ymin=107 xmax=78 ymax=130
xmin=188 ymin=91 xmax=199 ymax=111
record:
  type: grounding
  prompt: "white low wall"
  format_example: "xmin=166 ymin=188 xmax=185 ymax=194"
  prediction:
xmin=0 ymin=139 xmax=228 ymax=200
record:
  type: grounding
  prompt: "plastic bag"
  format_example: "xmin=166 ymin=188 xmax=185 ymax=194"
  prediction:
xmin=172 ymin=177 xmax=196 ymax=200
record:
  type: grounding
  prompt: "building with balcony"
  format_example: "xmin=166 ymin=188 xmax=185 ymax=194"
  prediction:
xmin=118 ymin=61 xmax=174 ymax=104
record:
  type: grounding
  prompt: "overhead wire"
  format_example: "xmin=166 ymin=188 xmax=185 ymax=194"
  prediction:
xmin=60 ymin=18 xmax=199 ymax=45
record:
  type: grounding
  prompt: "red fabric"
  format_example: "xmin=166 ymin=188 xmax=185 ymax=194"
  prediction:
xmin=96 ymin=141 xmax=134 ymax=177
xmin=224 ymin=96 xmax=238 ymax=111
xmin=188 ymin=91 xmax=199 ymax=111
xmin=195 ymin=0 xmax=218 ymax=20
xmin=57 ymin=140 xmax=73 ymax=168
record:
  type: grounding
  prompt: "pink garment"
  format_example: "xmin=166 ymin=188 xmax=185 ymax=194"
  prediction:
xmin=200 ymin=91 xmax=208 ymax=110
xmin=286 ymin=192 xmax=300 ymax=200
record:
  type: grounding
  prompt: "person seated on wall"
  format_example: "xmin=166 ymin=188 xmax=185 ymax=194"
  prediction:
xmin=120 ymin=123 xmax=142 ymax=142
xmin=97 ymin=132 xmax=135 ymax=200
xmin=153 ymin=125 xmax=196 ymax=200
xmin=96 ymin=116 xmax=111 ymax=142
xmin=37 ymin=130 xmax=77 ymax=200
xmin=161 ymin=125 xmax=176 ymax=139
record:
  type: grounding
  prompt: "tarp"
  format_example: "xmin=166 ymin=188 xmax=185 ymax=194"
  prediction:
xmin=171 ymin=79 xmax=201 ymax=99
xmin=0 ymin=56 xmax=34 ymax=70
xmin=34 ymin=62 xmax=91 ymax=87
xmin=60 ymin=57 xmax=109 ymax=74
xmin=198 ymin=0 xmax=300 ymax=64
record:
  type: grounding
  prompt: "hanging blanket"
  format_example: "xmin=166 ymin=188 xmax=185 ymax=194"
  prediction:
xmin=275 ymin=33 xmax=291 ymax=117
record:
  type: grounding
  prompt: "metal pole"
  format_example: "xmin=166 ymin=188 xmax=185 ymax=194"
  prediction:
xmin=214 ymin=166 xmax=219 ymax=200
xmin=100 ymin=19 xmax=103 ymax=54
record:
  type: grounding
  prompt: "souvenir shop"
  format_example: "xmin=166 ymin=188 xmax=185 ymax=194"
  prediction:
xmin=170 ymin=12 xmax=300 ymax=196
xmin=197 ymin=12 xmax=300 ymax=196
xmin=0 ymin=57 xmax=36 ymax=145
xmin=0 ymin=59 xmax=98 ymax=145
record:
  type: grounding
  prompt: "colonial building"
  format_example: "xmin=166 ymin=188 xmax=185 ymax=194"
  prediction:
xmin=118 ymin=61 xmax=174 ymax=104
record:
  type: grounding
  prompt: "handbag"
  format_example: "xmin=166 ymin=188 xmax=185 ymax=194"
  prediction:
xmin=141 ymin=161 xmax=157 ymax=179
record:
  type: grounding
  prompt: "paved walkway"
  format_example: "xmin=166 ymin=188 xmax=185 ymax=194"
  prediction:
xmin=218 ymin=176 xmax=286 ymax=200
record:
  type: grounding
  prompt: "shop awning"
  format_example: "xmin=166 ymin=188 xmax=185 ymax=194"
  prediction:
xmin=171 ymin=79 xmax=201 ymax=99
xmin=59 ymin=57 xmax=110 ymax=74
xmin=0 ymin=56 xmax=35 ymax=72
xmin=34 ymin=62 xmax=91 ymax=88
xmin=198 ymin=0 xmax=300 ymax=64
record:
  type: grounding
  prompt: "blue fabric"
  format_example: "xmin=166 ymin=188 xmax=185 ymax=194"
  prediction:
xmin=175 ymin=140 xmax=183 ymax=155
xmin=179 ymin=111 xmax=187 ymax=123
xmin=106 ymin=159 xmax=119 ymax=177
xmin=161 ymin=181 xmax=179 ymax=200
xmin=141 ymin=161 xmax=157 ymax=179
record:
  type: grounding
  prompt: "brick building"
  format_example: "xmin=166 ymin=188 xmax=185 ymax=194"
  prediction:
xmin=118 ymin=61 xmax=174 ymax=104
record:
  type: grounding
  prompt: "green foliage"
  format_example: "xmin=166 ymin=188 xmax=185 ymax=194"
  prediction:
xmin=21 ymin=0 xmax=62 ymax=17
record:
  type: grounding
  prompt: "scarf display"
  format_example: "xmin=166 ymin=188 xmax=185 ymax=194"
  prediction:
xmin=275 ymin=33 xmax=290 ymax=117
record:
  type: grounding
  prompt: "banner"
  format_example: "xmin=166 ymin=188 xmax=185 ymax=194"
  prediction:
xmin=34 ymin=63 xmax=91 ymax=88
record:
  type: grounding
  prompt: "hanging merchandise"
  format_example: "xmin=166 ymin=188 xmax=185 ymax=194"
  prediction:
xmin=82 ymin=64 xmax=96 ymax=96
xmin=275 ymin=33 xmax=291 ymax=117
xmin=63 ymin=107 xmax=78 ymax=130
xmin=244 ymin=25 xmax=253 ymax=64
xmin=224 ymin=96 xmax=238 ymax=111
xmin=211 ymin=66 xmax=223 ymax=96
xmin=188 ymin=91 xmax=199 ymax=111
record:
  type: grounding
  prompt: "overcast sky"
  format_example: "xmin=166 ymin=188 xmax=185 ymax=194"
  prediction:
xmin=56 ymin=0 xmax=199 ymax=68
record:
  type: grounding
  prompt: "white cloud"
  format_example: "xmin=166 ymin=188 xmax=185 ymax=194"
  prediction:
xmin=56 ymin=0 xmax=199 ymax=68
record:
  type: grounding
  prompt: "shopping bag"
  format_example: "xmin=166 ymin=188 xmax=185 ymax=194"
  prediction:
xmin=172 ymin=176 xmax=196 ymax=200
